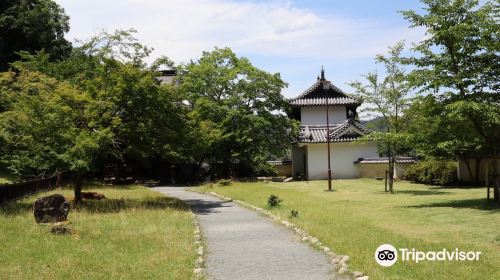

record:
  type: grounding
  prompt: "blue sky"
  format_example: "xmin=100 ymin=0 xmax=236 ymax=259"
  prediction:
xmin=55 ymin=0 xmax=426 ymax=98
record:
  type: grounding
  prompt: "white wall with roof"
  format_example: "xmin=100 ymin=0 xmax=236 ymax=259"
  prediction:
xmin=301 ymin=106 xmax=346 ymax=125
xmin=306 ymin=142 xmax=378 ymax=179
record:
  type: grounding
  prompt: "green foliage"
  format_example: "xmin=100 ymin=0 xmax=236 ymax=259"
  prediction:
xmin=1 ymin=29 xmax=296 ymax=183
xmin=402 ymin=0 xmax=500 ymax=199
xmin=405 ymin=95 xmax=490 ymax=159
xmin=267 ymin=194 xmax=282 ymax=208
xmin=401 ymin=0 xmax=499 ymax=95
xmin=248 ymin=161 xmax=278 ymax=177
xmin=290 ymin=209 xmax=299 ymax=218
xmin=349 ymin=42 xmax=411 ymax=133
xmin=0 ymin=70 xmax=110 ymax=176
xmin=350 ymin=42 xmax=413 ymax=192
xmin=216 ymin=179 xmax=232 ymax=186
xmin=0 ymin=0 xmax=71 ymax=71
xmin=361 ymin=117 xmax=387 ymax=132
xmin=405 ymin=159 xmax=457 ymax=186
xmin=4 ymin=30 xmax=188 ymax=175
xmin=179 ymin=47 xmax=297 ymax=177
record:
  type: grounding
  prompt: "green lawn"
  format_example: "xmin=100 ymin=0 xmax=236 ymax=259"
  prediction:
xmin=0 ymin=172 xmax=18 ymax=184
xmin=0 ymin=184 xmax=196 ymax=280
xmin=199 ymin=179 xmax=499 ymax=280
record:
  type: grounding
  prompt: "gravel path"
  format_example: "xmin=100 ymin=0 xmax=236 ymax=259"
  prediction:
xmin=153 ymin=186 xmax=342 ymax=280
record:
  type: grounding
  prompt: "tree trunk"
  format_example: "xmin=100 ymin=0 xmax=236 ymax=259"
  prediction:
xmin=492 ymin=145 xmax=499 ymax=202
xmin=465 ymin=158 xmax=474 ymax=184
xmin=193 ymin=157 xmax=206 ymax=182
xmin=387 ymin=143 xmax=395 ymax=194
xmin=55 ymin=172 xmax=63 ymax=189
xmin=73 ymin=173 xmax=83 ymax=205
xmin=389 ymin=156 xmax=395 ymax=194
xmin=474 ymin=157 xmax=482 ymax=185
xmin=385 ymin=170 xmax=388 ymax=192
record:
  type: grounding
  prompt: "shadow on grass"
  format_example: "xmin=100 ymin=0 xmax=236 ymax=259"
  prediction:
xmin=396 ymin=190 xmax=452 ymax=196
xmin=80 ymin=197 xmax=189 ymax=213
xmin=82 ymin=184 xmax=139 ymax=190
xmin=429 ymin=185 xmax=484 ymax=190
xmin=0 ymin=196 xmax=190 ymax=216
xmin=407 ymin=198 xmax=500 ymax=212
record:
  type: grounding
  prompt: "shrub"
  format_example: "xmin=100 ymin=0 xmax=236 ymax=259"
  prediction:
xmin=216 ymin=179 xmax=232 ymax=186
xmin=267 ymin=194 xmax=282 ymax=207
xmin=290 ymin=209 xmax=299 ymax=218
xmin=253 ymin=162 xmax=278 ymax=176
xmin=405 ymin=159 xmax=457 ymax=186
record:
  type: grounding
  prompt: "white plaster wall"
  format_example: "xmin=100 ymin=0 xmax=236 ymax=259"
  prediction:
xmin=306 ymin=142 xmax=379 ymax=179
xmin=357 ymin=163 xmax=413 ymax=179
xmin=458 ymin=158 xmax=499 ymax=183
xmin=301 ymin=106 xmax=346 ymax=125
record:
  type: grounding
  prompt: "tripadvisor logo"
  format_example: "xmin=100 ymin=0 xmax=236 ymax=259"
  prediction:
xmin=375 ymin=244 xmax=481 ymax=267
xmin=375 ymin=244 xmax=398 ymax=267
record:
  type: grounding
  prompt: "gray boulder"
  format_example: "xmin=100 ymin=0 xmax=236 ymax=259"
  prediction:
xmin=33 ymin=194 xmax=70 ymax=223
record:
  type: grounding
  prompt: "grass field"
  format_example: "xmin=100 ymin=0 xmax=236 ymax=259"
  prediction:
xmin=199 ymin=179 xmax=500 ymax=280
xmin=0 ymin=184 xmax=196 ymax=280
xmin=0 ymin=172 xmax=18 ymax=184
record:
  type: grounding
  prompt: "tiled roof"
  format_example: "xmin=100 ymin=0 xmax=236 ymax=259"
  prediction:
xmin=353 ymin=157 xmax=417 ymax=164
xmin=290 ymin=97 xmax=361 ymax=106
xmin=289 ymin=79 xmax=362 ymax=107
xmin=330 ymin=119 xmax=371 ymax=137
xmin=297 ymin=119 xmax=372 ymax=143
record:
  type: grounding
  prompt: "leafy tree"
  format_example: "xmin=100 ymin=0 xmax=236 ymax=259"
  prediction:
xmin=0 ymin=0 xmax=71 ymax=71
xmin=0 ymin=70 xmax=111 ymax=203
xmin=349 ymin=42 xmax=412 ymax=193
xmin=405 ymin=95 xmax=489 ymax=184
xmin=179 ymin=47 xmax=297 ymax=177
xmin=2 ymin=29 xmax=187 ymax=199
xmin=402 ymin=0 xmax=500 ymax=201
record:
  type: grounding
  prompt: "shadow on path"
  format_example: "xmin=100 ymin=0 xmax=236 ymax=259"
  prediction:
xmin=182 ymin=198 xmax=233 ymax=215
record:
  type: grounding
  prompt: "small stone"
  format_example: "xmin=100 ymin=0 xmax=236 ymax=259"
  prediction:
xmin=331 ymin=257 xmax=340 ymax=264
xmin=353 ymin=271 xmax=364 ymax=278
xmin=338 ymin=267 xmax=348 ymax=274
xmin=356 ymin=276 xmax=369 ymax=280
xmin=194 ymin=268 xmax=204 ymax=275
xmin=53 ymin=221 xmax=71 ymax=226
xmin=342 ymin=255 xmax=350 ymax=263
xmin=51 ymin=225 xmax=72 ymax=235
xmin=301 ymin=237 xmax=309 ymax=242
xmin=196 ymin=247 xmax=204 ymax=256
xmin=196 ymin=257 xmax=203 ymax=266
xmin=323 ymin=247 xmax=330 ymax=253
xmin=310 ymin=237 xmax=319 ymax=244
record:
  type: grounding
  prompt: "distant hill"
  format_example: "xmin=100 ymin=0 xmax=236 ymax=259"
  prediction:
xmin=360 ymin=117 xmax=387 ymax=132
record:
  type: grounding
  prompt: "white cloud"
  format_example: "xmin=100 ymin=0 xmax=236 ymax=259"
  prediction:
xmin=56 ymin=0 xmax=424 ymax=64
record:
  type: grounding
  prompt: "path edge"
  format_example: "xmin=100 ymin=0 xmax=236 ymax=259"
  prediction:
xmin=191 ymin=212 xmax=206 ymax=279
xmin=202 ymin=190 xmax=369 ymax=280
